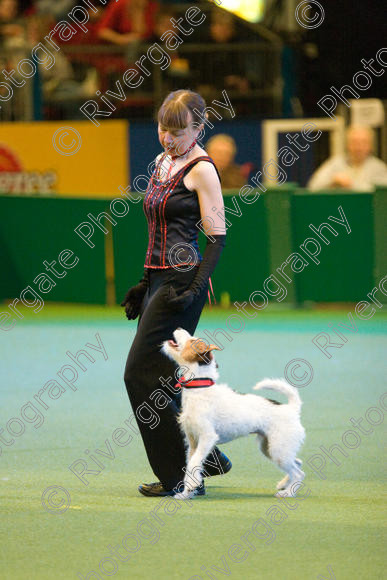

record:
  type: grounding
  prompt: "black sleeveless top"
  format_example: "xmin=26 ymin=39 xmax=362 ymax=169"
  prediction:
xmin=143 ymin=155 xmax=219 ymax=269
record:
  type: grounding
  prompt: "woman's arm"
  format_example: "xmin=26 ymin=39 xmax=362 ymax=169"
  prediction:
xmin=167 ymin=161 xmax=227 ymax=311
xmin=190 ymin=161 xmax=227 ymax=236
xmin=98 ymin=28 xmax=140 ymax=45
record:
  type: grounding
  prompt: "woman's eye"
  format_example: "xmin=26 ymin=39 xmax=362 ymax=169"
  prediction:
xmin=160 ymin=127 xmax=182 ymax=137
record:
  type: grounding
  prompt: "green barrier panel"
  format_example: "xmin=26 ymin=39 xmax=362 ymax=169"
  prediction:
xmin=0 ymin=196 xmax=107 ymax=304
xmin=112 ymin=199 xmax=148 ymax=303
xmin=263 ymin=185 xmax=297 ymax=303
xmin=291 ymin=191 xmax=374 ymax=303
xmin=0 ymin=188 xmax=385 ymax=307
xmin=373 ymin=186 xmax=387 ymax=303
xmin=200 ymin=188 xmax=269 ymax=304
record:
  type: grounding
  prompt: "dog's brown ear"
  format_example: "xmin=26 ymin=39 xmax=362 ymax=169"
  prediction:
xmin=193 ymin=340 xmax=220 ymax=364
xmin=207 ymin=344 xmax=221 ymax=352
xmin=183 ymin=339 xmax=221 ymax=364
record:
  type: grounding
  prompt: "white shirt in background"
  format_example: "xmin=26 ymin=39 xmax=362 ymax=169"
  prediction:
xmin=307 ymin=155 xmax=387 ymax=192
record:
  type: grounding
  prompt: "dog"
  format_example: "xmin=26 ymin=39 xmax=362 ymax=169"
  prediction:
xmin=161 ymin=328 xmax=305 ymax=499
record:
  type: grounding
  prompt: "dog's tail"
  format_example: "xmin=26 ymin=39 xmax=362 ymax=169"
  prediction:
xmin=253 ymin=378 xmax=302 ymax=411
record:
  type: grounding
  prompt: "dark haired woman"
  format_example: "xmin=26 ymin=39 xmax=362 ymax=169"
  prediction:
xmin=122 ymin=89 xmax=231 ymax=497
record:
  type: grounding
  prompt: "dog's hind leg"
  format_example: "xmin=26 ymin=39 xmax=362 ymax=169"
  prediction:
xmin=265 ymin=434 xmax=305 ymax=496
xmin=175 ymin=432 xmax=218 ymax=499
xmin=276 ymin=474 xmax=290 ymax=490
xmin=274 ymin=458 xmax=305 ymax=497
xmin=256 ymin=434 xmax=290 ymax=489
xmin=256 ymin=434 xmax=291 ymax=490
xmin=276 ymin=467 xmax=305 ymax=497
xmin=257 ymin=434 xmax=271 ymax=459
xmin=276 ymin=460 xmax=302 ymax=490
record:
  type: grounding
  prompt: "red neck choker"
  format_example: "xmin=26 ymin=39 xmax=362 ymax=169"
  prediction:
xmin=170 ymin=139 xmax=197 ymax=160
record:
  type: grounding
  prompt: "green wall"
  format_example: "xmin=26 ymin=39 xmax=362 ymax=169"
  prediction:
xmin=0 ymin=187 xmax=385 ymax=306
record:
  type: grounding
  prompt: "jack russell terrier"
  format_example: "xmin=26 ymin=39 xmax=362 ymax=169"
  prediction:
xmin=162 ymin=328 xmax=305 ymax=499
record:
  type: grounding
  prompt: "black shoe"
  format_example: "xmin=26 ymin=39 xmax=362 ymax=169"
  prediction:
xmin=203 ymin=451 xmax=232 ymax=478
xmin=138 ymin=481 xmax=205 ymax=497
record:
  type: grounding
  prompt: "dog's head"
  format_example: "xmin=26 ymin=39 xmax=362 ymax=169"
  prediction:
xmin=161 ymin=328 xmax=221 ymax=376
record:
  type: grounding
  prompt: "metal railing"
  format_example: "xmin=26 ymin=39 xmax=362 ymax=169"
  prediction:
xmin=0 ymin=47 xmax=33 ymax=122
xmin=0 ymin=41 xmax=283 ymax=122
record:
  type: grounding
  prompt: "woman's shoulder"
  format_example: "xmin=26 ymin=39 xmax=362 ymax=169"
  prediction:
xmin=184 ymin=154 xmax=221 ymax=192
xmin=188 ymin=153 xmax=219 ymax=175
xmin=187 ymin=149 xmax=216 ymax=169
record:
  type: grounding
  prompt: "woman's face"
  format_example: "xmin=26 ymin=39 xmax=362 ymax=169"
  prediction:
xmin=158 ymin=113 xmax=202 ymax=157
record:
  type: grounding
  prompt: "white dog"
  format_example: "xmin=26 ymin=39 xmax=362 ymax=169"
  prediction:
xmin=162 ymin=328 xmax=305 ymax=499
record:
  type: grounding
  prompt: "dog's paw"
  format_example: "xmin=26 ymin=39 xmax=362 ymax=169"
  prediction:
xmin=276 ymin=475 xmax=289 ymax=490
xmin=275 ymin=489 xmax=290 ymax=498
xmin=174 ymin=491 xmax=193 ymax=500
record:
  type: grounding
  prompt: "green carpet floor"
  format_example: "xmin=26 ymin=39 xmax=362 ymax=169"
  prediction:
xmin=0 ymin=305 xmax=386 ymax=580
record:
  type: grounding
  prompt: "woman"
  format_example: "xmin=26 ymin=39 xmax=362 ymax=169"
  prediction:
xmin=122 ymin=89 xmax=231 ymax=497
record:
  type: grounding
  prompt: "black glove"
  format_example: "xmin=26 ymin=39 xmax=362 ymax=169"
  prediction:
xmin=121 ymin=269 xmax=149 ymax=320
xmin=167 ymin=234 xmax=226 ymax=312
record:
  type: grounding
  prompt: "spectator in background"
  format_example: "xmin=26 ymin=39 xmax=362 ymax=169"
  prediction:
xmin=27 ymin=14 xmax=75 ymax=98
xmin=17 ymin=0 xmax=33 ymax=14
xmin=0 ymin=0 xmax=25 ymax=48
xmin=33 ymin=0 xmax=77 ymax=20
xmin=206 ymin=134 xmax=247 ymax=189
xmin=149 ymin=8 xmax=190 ymax=88
xmin=97 ymin=0 xmax=158 ymax=45
xmin=190 ymin=9 xmax=249 ymax=101
xmin=307 ymin=126 xmax=387 ymax=192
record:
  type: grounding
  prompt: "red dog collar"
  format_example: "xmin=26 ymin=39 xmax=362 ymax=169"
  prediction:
xmin=175 ymin=376 xmax=215 ymax=389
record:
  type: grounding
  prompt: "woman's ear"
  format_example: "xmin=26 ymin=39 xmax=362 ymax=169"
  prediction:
xmin=191 ymin=121 xmax=206 ymax=142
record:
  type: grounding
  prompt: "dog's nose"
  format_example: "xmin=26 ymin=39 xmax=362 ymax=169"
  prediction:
xmin=176 ymin=327 xmax=182 ymax=331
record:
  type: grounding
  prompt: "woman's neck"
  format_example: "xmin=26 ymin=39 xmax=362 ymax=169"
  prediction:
xmin=170 ymin=139 xmax=198 ymax=160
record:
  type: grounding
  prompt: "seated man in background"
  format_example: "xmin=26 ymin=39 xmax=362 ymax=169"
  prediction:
xmin=206 ymin=134 xmax=247 ymax=189
xmin=307 ymin=126 xmax=387 ymax=192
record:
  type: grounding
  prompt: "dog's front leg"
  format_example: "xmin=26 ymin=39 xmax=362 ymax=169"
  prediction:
xmin=186 ymin=433 xmax=197 ymax=462
xmin=176 ymin=433 xmax=218 ymax=499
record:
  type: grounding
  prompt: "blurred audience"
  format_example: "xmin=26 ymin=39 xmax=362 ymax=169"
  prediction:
xmin=0 ymin=1 xmax=267 ymax=119
xmin=27 ymin=14 xmax=76 ymax=99
xmin=206 ymin=134 xmax=248 ymax=189
xmin=0 ymin=0 xmax=25 ymax=49
xmin=33 ymin=0 xmax=77 ymax=20
xmin=149 ymin=8 xmax=190 ymax=86
xmin=308 ymin=126 xmax=387 ymax=192
xmin=190 ymin=9 xmax=250 ymax=101
xmin=97 ymin=0 xmax=158 ymax=45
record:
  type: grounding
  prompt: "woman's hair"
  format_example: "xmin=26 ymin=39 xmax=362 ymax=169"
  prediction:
xmin=157 ymin=90 xmax=207 ymax=130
